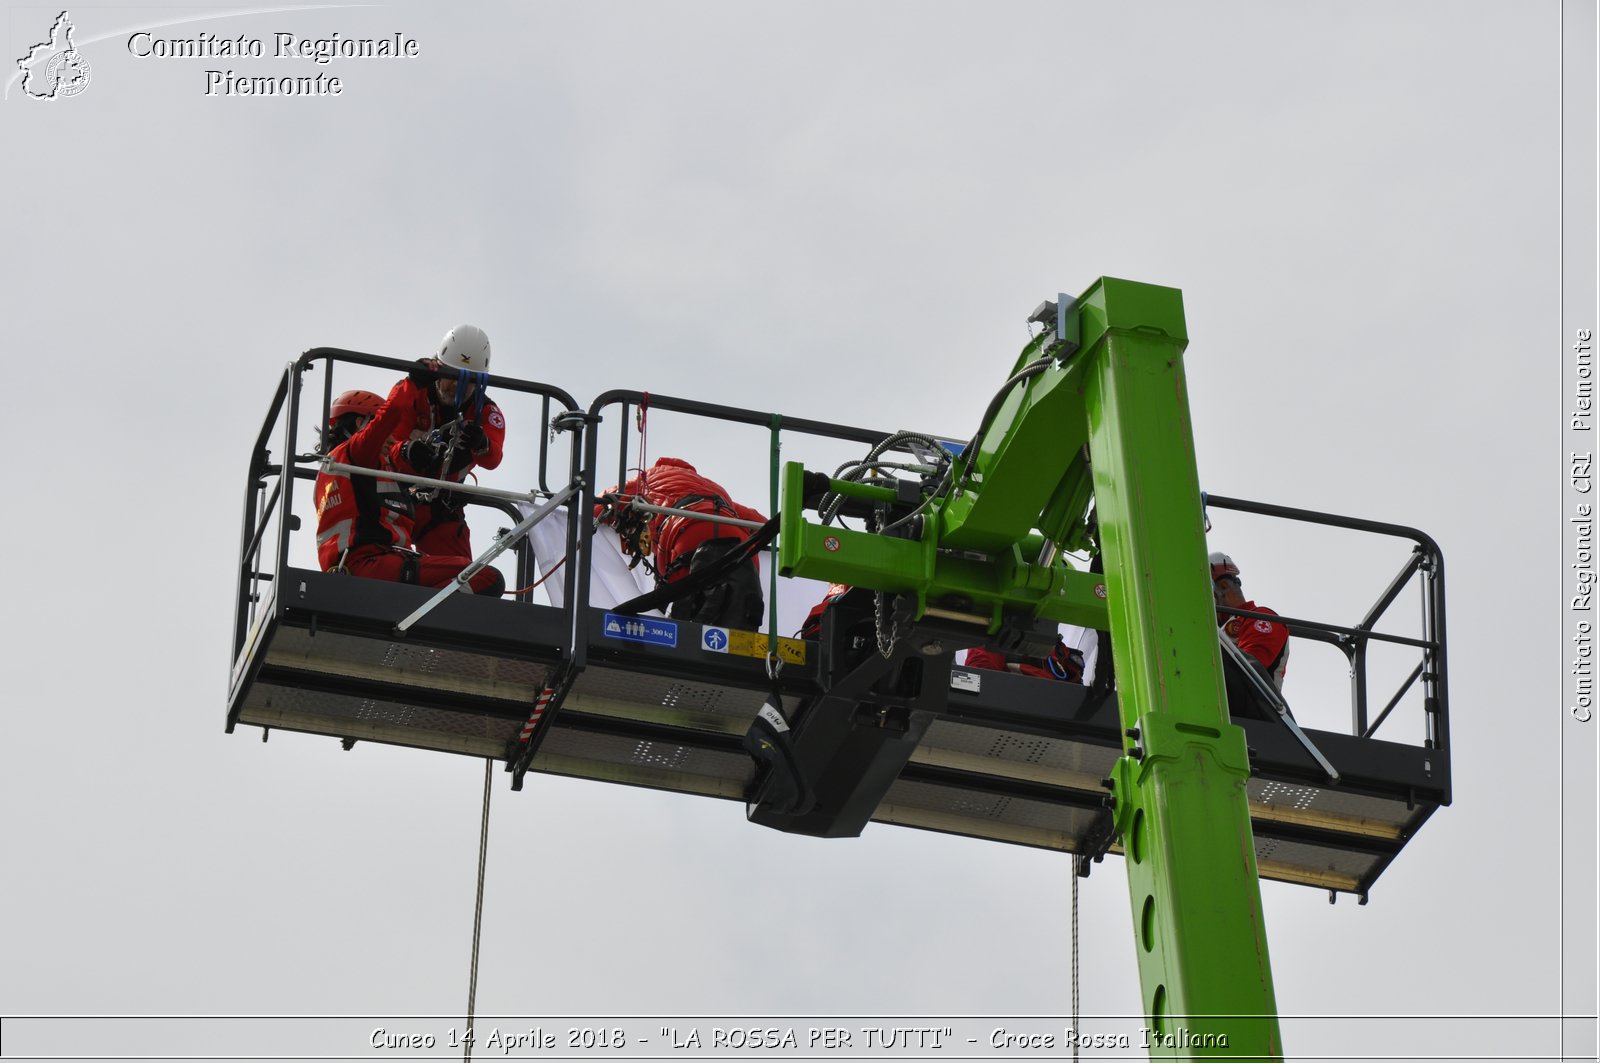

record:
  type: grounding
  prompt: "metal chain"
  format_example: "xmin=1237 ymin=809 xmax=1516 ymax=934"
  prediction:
xmin=874 ymin=590 xmax=896 ymax=659
xmin=870 ymin=505 xmax=897 ymax=659
xmin=464 ymin=758 xmax=492 ymax=1063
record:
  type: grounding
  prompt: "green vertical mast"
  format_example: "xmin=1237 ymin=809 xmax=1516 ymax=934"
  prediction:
xmin=777 ymin=277 xmax=1282 ymax=1056
xmin=1082 ymin=278 xmax=1280 ymax=1057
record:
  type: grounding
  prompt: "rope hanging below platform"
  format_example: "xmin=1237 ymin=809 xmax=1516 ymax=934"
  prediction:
xmin=1071 ymin=855 xmax=1082 ymax=1062
xmin=464 ymin=758 xmax=492 ymax=1062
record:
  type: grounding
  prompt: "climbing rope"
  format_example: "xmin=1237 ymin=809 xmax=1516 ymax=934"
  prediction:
xmin=1071 ymin=855 xmax=1081 ymax=1062
xmin=464 ymin=758 xmax=492 ymax=1063
xmin=507 ymin=555 xmax=566 ymax=598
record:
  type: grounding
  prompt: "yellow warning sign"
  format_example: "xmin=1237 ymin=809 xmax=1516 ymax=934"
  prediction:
xmin=726 ymin=629 xmax=807 ymax=665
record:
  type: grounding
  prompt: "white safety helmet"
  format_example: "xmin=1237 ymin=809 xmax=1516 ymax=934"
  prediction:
xmin=1209 ymin=551 xmax=1241 ymax=583
xmin=438 ymin=324 xmax=491 ymax=373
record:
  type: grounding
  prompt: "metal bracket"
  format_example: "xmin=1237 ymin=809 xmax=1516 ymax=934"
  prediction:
xmin=550 ymin=410 xmax=597 ymax=436
xmin=1054 ymin=292 xmax=1080 ymax=358
xmin=1075 ymin=805 xmax=1117 ymax=872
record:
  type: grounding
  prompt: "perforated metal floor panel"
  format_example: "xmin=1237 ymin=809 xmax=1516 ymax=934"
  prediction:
xmin=529 ymin=724 xmax=754 ymax=800
xmin=917 ymin=719 xmax=1120 ymax=788
xmin=237 ymin=682 xmax=524 ymax=757
xmin=874 ymin=778 xmax=1103 ymax=850
xmin=1247 ymin=776 xmax=1411 ymax=841
xmin=229 ymin=579 xmax=1442 ymax=895
xmin=266 ymin=628 xmax=551 ymax=701
xmin=567 ymin=665 xmax=771 ymax=733
xmin=1253 ymin=836 xmax=1383 ymax=892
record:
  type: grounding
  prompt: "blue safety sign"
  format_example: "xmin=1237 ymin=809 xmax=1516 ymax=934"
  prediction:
xmin=602 ymin=613 xmax=678 ymax=648
xmin=702 ymin=626 xmax=729 ymax=652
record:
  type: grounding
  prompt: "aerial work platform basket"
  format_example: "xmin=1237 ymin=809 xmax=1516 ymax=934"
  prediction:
xmin=229 ymin=342 xmax=1449 ymax=901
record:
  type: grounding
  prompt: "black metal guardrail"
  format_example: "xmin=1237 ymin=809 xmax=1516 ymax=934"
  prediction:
xmin=231 ymin=348 xmax=583 ymax=664
xmin=572 ymin=389 xmax=907 ymax=670
xmin=1206 ymin=494 xmax=1448 ymax=750
xmin=232 ymin=360 xmax=1448 ymax=761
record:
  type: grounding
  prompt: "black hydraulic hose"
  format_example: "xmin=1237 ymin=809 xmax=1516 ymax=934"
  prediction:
xmin=820 ymin=431 xmax=949 ymax=526
xmin=950 ymin=355 xmax=1055 ymax=499
xmin=880 ymin=355 xmax=1055 ymax=535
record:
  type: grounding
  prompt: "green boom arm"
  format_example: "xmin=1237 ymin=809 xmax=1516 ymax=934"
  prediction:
xmin=777 ymin=277 xmax=1282 ymax=1058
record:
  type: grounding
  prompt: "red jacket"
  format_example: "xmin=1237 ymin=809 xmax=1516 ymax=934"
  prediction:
xmin=598 ymin=457 xmax=767 ymax=581
xmin=800 ymin=583 xmax=852 ymax=638
xmin=390 ymin=376 xmax=506 ymax=480
xmin=1222 ymin=600 xmax=1290 ymax=688
xmin=314 ymin=382 xmax=429 ymax=569
xmin=964 ymin=643 xmax=1084 ymax=683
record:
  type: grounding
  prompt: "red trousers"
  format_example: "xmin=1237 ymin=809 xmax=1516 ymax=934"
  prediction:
xmin=413 ymin=502 xmax=474 ymax=557
xmin=343 ymin=545 xmax=504 ymax=596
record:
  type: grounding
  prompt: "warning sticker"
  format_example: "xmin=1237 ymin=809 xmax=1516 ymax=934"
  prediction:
xmin=725 ymin=629 xmax=807 ymax=665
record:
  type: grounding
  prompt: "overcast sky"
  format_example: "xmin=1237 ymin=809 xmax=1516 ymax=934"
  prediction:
xmin=1 ymin=2 xmax=1592 ymax=1060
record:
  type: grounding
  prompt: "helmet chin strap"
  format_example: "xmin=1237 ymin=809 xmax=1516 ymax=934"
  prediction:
xmin=327 ymin=415 xmax=358 ymax=448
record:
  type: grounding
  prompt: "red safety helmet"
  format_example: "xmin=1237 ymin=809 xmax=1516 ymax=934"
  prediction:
xmin=329 ymin=389 xmax=384 ymax=425
xmin=1209 ymin=551 xmax=1241 ymax=583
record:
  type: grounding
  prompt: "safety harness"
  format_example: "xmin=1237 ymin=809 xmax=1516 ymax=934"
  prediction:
xmin=612 ymin=516 xmax=778 ymax=617
xmin=658 ymin=491 xmax=745 ymax=579
xmin=415 ymin=368 xmax=491 ymax=520
xmin=594 ymin=491 xmax=654 ymax=574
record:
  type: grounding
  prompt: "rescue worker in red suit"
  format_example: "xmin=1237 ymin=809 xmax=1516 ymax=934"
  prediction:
xmin=798 ymin=584 xmax=1085 ymax=682
xmin=799 ymin=583 xmax=852 ymax=639
xmin=392 ymin=324 xmax=507 ymax=558
xmin=1211 ymin=551 xmax=1290 ymax=688
xmin=313 ymin=387 xmax=505 ymax=596
xmin=596 ymin=457 xmax=768 ymax=628
xmin=964 ymin=638 xmax=1085 ymax=683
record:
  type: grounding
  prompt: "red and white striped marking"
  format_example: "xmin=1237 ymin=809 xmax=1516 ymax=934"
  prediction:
xmin=519 ymin=686 xmax=554 ymax=742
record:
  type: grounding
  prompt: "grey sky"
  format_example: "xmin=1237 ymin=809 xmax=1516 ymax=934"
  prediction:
xmin=0 ymin=1 xmax=1589 ymax=1059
